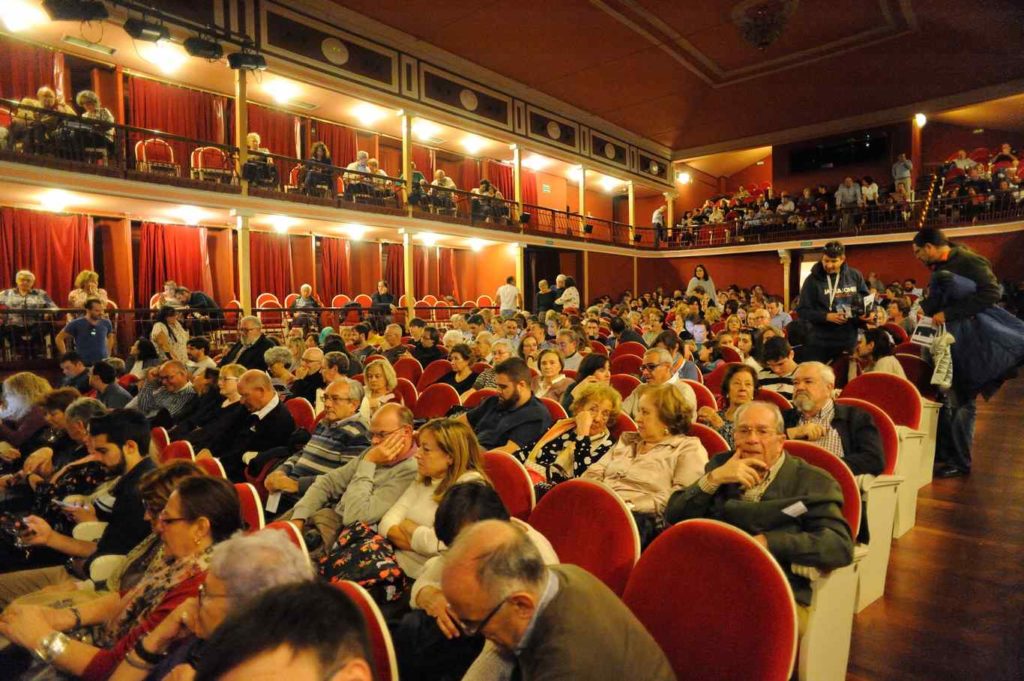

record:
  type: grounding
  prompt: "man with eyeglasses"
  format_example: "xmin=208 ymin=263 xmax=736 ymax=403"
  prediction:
xmin=0 ymin=409 xmax=155 ymax=607
xmin=290 ymin=347 xmax=326 ymax=404
xmin=217 ymin=315 xmax=275 ymax=371
xmin=440 ymin=520 xmax=674 ymax=680
xmin=125 ymin=360 xmax=198 ymax=427
xmin=260 ymin=378 xmax=371 ymax=516
xmin=282 ymin=403 xmax=418 ymax=552
xmin=620 ymin=347 xmax=697 ymax=423
xmin=665 ymin=400 xmax=854 ymax=612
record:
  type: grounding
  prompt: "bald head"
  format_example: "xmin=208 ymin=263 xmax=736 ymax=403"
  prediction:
xmin=159 ymin=360 xmax=190 ymax=391
xmin=238 ymin=370 xmax=275 ymax=412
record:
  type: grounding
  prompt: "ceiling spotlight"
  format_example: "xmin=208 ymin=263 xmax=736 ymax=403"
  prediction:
xmin=914 ymin=112 xmax=927 ymax=128
xmin=600 ymin=176 xmax=621 ymax=192
xmin=345 ymin=224 xmax=367 ymax=240
xmin=417 ymin=232 xmax=440 ymax=247
xmin=461 ymin=135 xmax=487 ymax=155
xmin=228 ymin=44 xmax=267 ymax=71
xmin=4 ymin=0 xmax=49 ymax=31
xmin=521 ymin=155 xmax=551 ymax=171
xmin=412 ymin=119 xmax=441 ymax=141
xmin=139 ymin=41 xmax=187 ymax=74
xmin=124 ymin=17 xmax=169 ymax=42
xmin=37 ymin=188 xmax=78 ymax=212
xmin=352 ymin=103 xmax=385 ymax=126
xmin=567 ymin=166 xmax=584 ymax=183
xmin=267 ymin=215 xmax=295 ymax=233
xmin=468 ymin=238 xmax=485 ymax=252
xmin=676 ymin=171 xmax=692 ymax=185
xmin=184 ymin=35 xmax=223 ymax=60
xmin=174 ymin=205 xmax=205 ymax=226
xmin=263 ymin=79 xmax=300 ymax=104
xmin=42 ymin=0 xmax=108 ymax=22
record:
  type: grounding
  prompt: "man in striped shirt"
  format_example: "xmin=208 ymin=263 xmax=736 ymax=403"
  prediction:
xmin=757 ymin=337 xmax=798 ymax=399
xmin=125 ymin=360 xmax=197 ymax=425
xmin=263 ymin=378 xmax=370 ymax=512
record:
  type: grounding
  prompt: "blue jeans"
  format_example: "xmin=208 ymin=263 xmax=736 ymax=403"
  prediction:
xmin=935 ymin=389 xmax=976 ymax=472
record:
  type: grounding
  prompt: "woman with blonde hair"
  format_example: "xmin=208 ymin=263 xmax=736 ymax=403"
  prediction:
xmin=359 ymin=358 xmax=399 ymax=419
xmin=0 ymin=372 xmax=52 ymax=458
xmin=183 ymin=364 xmax=248 ymax=452
xmin=526 ymin=383 xmax=620 ymax=494
xmin=582 ymin=383 xmax=708 ymax=546
xmin=67 ymin=270 xmax=108 ymax=312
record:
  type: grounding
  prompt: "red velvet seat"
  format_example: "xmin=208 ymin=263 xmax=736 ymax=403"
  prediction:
xmin=589 ymin=340 xmax=608 ymax=355
xmin=609 ymin=412 xmax=638 ymax=441
xmin=195 ymin=457 xmax=227 ymax=478
xmin=161 ymin=440 xmax=194 ymax=463
xmin=483 ymin=450 xmax=535 ymax=521
xmin=334 ymin=581 xmax=399 ymax=681
xmin=263 ymin=521 xmax=310 ymax=561
xmin=471 ymin=361 xmax=491 ymax=374
xmin=462 ymin=388 xmax=497 ymax=408
xmin=416 ymin=359 xmax=453 ymax=391
xmin=683 ymin=379 xmax=717 ymax=412
xmin=353 ymin=293 xmax=373 ymax=309
xmin=702 ymin=362 xmax=742 ymax=396
xmin=189 ymin=146 xmax=232 ymax=182
xmin=841 ymin=373 xmax=922 ymax=429
xmin=540 ymin=397 xmax=568 ymax=421
xmin=895 ymin=354 xmax=940 ymax=401
xmin=255 ymin=292 xmax=280 ymax=308
xmin=783 ymin=442 xmax=861 ymax=536
xmin=413 ymin=383 xmax=460 ymax=420
xmin=476 ymin=294 xmax=494 ymax=308
xmin=135 ymin=138 xmax=179 ymax=175
xmin=688 ymin=422 xmax=730 ymax=456
xmin=150 ymin=427 xmax=170 ymax=458
xmin=528 ymin=479 xmax=640 ymax=596
xmin=894 ymin=342 xmax=924 ymax=358
xmin=719 ymin=345 xmax=743 ymax=364
xmin=234 ymin=482 xmax=266 ymax=532
xmin=836 ymin=398 xmax=898 ymax=475
xmin=393 ymin=357 xmax=423 ymax=385
xmin=393 ymin=377 xmax=418 ymax=410
xmin=755 ymin=388 xmax=792 ymax=411
xmin=881 ymin=323 xmax=909 ymax=344
xmin=610 ymin=373 xmax=640 ymax=400
xmin=285 ymin=397 xmax=316 ymax=433
xmin=611 ymin=341 xmax=646 ymax=359
xmin=610 ymin=354 xmax=643 ymax=376
xmin=623 ymin=519 xmax=798 ymax=681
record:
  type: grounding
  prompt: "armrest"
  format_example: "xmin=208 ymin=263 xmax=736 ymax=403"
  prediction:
xmin=862 ymin=473 xmax=904 ymax=493
xmin=72 ymin=521 xmax=108 ymax=542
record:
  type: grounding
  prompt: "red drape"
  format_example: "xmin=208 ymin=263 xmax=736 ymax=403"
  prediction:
xmin=382 ymin=243 xmax=404 ymax=297
xmin=459 ymin=158 xmax=481 ymax=191
xmin=0 ymin=40 xmax=56 ymax=100
xmin=439 ymin=247 xmax=460 ymax=303
xmin=136 ymin=222 xmax=212 ymax=307
xmin=319 ymin=236 xmax=351 ymax=301
xmin=127 ymin=77 xmax=229 ymax=172
xmin=379 ymin=141 xmax=402 ymax=178
xmin=522 ymin=167 xmax=539 ymax=207
xmin=413 ymin=246 xmax=430 ymax=298
xmin=249 ymin=232 xmax=294 ymax=305
xmin=0 ymin=208 xmax=93 ymax=306
xmin=412 ymin=145 xmax=434 ymax=180
xmin=245 ymin=104 xmax=299 ymax=157
xmin=312 ymin=120 xmax=358 ymax=167
xmin=485 ymin=161 xmax=514 ymax=202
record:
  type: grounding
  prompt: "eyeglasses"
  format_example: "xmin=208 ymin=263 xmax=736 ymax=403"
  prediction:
xmin=734 ymin=426 xmax=778 ymax=437
xmin=457 ymin=598 xmax=508 ymax=637
xmin=157 ymin=513 xmax=190 ymax=526
xmin=323 ymin=395 xmax=354 ymax=403
xmin=370 ymin=427 xmax=403 ymax=440
xmin=640 ymin=363 xmax=666 ymax=372
xmin=198 ymin=582 xmax=229 ymax=605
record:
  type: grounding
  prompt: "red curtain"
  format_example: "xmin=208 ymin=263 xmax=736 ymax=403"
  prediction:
xmin=412 ymin=145 xmax=434 ymax=180
xmin=485 ymin=161 xmax=514 ymax=201
xmin=245 ymin=104 xmax=299 ymax=158
xmin=439 ymin=247 xmax=460 ymax=303
xmin=319 ymin=236 xmax=350 ymax=302
xmin=312 ymin=120 xmax=358 ymax=168
xmin=0 ymin=40 xmax=56 ymax=100
xmin=459 ymin=158 xmax=481 ymax=191
xmin=522 ymin=167 xmax=539 ymax=207
xmin=0 ymin=208 xmax=93 ymax=306
xmin=136 ymin=222 xmax=212 ymax=307
xmin=127 ymin=77 xmax=229 ymax=172
xmin=379 ymin=141 xmax=402 ymax=178
xmin=381 ymin=243 xmax=404 ymax=297
xmin=413 ymin=246 xmax=430 ymax=298
xmin=249 ymin=232 xmax=294 ymax=305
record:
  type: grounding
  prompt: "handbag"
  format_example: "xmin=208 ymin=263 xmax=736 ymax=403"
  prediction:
xmin=317 ymin=521 xmax=409 ymax=603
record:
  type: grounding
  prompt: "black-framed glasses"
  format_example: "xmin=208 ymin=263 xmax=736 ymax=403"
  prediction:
xmin=157 ymin=513 xmax=190 ymax=526
xmin=457 ymin=598 xmax=508 ymax=637
xmin=641 ymin=363 xmax=665 ymax=372
xmin=370 ymin=427 xmax=403 ymax=440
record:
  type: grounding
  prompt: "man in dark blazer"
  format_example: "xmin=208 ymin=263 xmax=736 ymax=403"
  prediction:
xmin=442 ymin=520 xmax=675 ymax=681
xmin=218 ymin=315 xmax=276 ymax=371
xmin=200 ymin=370 xmax=295 ymax=481
xmin=665 ymin=401 xmax=854 ymax=606
xmin=783 ymin=362 xmax=885 ymax=476
xmin=609 ymin=316 xmax=646 ymax=349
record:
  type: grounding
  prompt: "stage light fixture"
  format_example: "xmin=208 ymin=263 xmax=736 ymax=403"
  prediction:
xmin=184 ymin=36 xmax=223 ymax=60
xmin=518 ymin=212 xmax=532 ymax=225
xmin=633 ymin=233 xmax=643 ymax=243
xmin=583 ymin=223 xmax=594 ymax=234
xmin=124 ymin=17 xmax=169 ymax=42
xmin=228 ymin=49 xmax=267 ymax=71
xmin=42 ymin=0 xmax=108 ymax=22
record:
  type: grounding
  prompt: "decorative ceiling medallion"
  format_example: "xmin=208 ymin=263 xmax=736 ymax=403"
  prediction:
xmin=731 ymin=0 xmax=799 ymax=50
xmin=603 ymin=142 xmax=617 ymax=159
xmin=546 ymin=121 xmax=562 ymax=140
xmin=321 ymin=37 xmax=349 ymax=65
xmin=459 ymin=88 xmax=479 ymax=111
xmin=649 ymin=161 xmax=660 ymax=175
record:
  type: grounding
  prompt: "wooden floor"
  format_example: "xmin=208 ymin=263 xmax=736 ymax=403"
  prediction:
xmin=847 ymin=378 xmax=1024 ymax=681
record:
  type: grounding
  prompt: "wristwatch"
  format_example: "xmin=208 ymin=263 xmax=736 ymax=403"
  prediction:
xmin=34 ymin=631 xmax=70 ymax=663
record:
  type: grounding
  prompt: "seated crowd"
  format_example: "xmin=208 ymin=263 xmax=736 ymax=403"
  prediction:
xmin=2 ymin=243 xmax=1012 ymax=681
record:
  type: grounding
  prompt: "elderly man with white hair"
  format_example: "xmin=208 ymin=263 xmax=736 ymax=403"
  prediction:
xmin=217 ymin=315 xmax=276 ymax=371
xmin=110 ymin=529 xmax=313 ymax=680
xmin=125 ymin=360 xmax=197 ymax=425
xmin=620 ymin=347 xmax=697 ymax=422
xmin=0 ymin=270 xmax=58 ymax=345
xmin=781 ymin=361 xmax=884 ymax=476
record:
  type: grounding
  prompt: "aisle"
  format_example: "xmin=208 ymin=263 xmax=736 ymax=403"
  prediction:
xmin=847 ymin=378 xmax=1024 ymax=681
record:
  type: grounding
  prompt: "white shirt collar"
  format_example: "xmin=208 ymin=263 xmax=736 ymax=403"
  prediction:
xmin=253 ymin=393 xmax=280 ymax=420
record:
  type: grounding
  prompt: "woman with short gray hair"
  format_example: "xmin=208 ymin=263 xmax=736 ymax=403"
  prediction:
xmin=264 ymin=346 xmax=296 ymax=396
xmin=109 ymin=529 xmax=313 ymax=680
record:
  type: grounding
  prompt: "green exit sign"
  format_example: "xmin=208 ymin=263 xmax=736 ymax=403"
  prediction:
xmin=800 ymin=240 xmax=813 ymax=247
xmin=542 ymin=183 xmax=551 ymax=194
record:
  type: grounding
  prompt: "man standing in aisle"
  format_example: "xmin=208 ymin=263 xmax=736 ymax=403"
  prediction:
xmin=496 ymin=276 xmax=522 ymax=319
xmin=796 ymin=241 xmax=869 ymax=363
xmin=911 ymin=228 xmax=1009 ymax=478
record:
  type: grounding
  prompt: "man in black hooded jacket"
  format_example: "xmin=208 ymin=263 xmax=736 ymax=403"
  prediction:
xmin=797 ymin=241 xmax=869 ymax=363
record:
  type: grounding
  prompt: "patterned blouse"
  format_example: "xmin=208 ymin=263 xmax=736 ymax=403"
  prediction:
xmin=532 ymin=427 xmax=614 ymax=481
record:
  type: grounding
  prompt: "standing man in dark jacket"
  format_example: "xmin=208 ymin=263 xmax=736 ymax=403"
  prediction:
xmin=912 ymin=228 xmax=1002 ymax=478
xmin=797 ymin=241 xmax=869 ymax=363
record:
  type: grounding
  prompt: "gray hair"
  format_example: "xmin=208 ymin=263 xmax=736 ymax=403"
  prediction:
xmin=75 ymin=90 xmax=100 ymax=106
xmin=491 ymin=339 xmax=513 ymax=353
xmin=264 ymin=346 xmax=294 ymax=367
xmin=331 ymin=377 xmax=364 ymax=403
xmin=65 ymin=397 xmax=107 ymax=426
xmin=105 ymin=357 xmax=126 ymax=375
xmin=734 ymin=400 xmax=785 ymax=434
xmin=644 ymin=347 xmax=673 ymax=365
xmin=15 ymin=270 xmax=35 ymax=282
xmin=239 ymin=315 xmax=262 ymax=329
xmin=209 ymin=530 xmax=313 ymax=603
xmin=798 ymin=361 xmax=836 ymax=387
xmin=442 ymin=330 xmax=464 ymax=348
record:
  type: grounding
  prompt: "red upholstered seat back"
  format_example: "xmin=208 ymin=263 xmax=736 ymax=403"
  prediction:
xmin=151 ymin=427 xmax=170 ymax=457
xmin=194 ymin=457 xmax=226 ymax=478
xmin=417 ymin=359 xmax=454 ymax=391
xmin=413 ymin=383 xmax=460 ymax=420
xmin=703 ymin=362 xmax=743 ymax=396
xmin=719 ymin=345 xmax=743 ymax=364
xmin=842 ymin=373 xmax=922 ymax=429
xmin=540 ymin=397 xmax=568 ymax=421
xmin=894 ymin=342 xmax=924 ymax=358
xmin=609 ymin=412 xmax=638 ymax=441
xmin=263 ymin=521 xmax=310 ymax=561
xmin=688 ymin=423 xmax=730 ymax=457
xmin=193 ymin=145 xmax=229 ymax=170
xmin=392 ymin=357 xmax=423 ymax=385
xmin=476 ymin=294 xmax=494 ymax=307
xmin=610 ymin=354 xmax=643 ymax=376
xmin=140 ymin=138 xmax=174 ymax=163
xmin=896 ymin=354 xmax=939 ymax=401
xmin=882 ymin=323 xmax=910 ymax=344
xmin=684 ymin=379 xmax=717 ymax=412
xmin=393 ymin=378 xmax=418 ymax=410
xmin=483 ymin=450 xmax=535 ymax=521
xmin=285 ymin=397 xmax=316 ymax=433
xmin=836 ymin=397 xmax=898 ymax=475
xmin=589 ymin=340 xmax=608 ymax=355
xmin=333 ymin=581 xmax=399 ymax=681
xmin=609 ymin=373 xmax=640 ymax=400
xmin=353 ymin=294 xmax=373 ymax=308
xmin=528 ymin=479 xmax=640 ymax=596
xmin=462 ymin=388 xmax=497 ymax=408
xmin=331 ymin=293 xmax=351 ymax=308
xmin=161 ymin=440 xmax=194 ymax=463
xmin=611 ymin=341 xmax=646 ymax=359
xmin=234 ymin=482 xmax=265 ymax=531
xmin=784 ymin=442 xmax=861 ymax=536
xmin=755 ymin=389 xmax=792 ymax=411
xmin=623 ymin=519 xmax=798 ymax=681
xmin=288 ymin=165 xmax=301 ymax=186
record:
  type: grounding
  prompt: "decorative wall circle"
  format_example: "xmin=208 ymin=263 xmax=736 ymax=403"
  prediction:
xmin=459 ymin=89 xmax=479 ymax=111
xmin=321 ymin=38 xmax=350 ymax=65
xmin=603 ymin=142 xmax=617 ymax=160
xmin=546 ymin=121 xmax=562 ymax=140
xmin=649 ymin=161 xmax=661 ymax=175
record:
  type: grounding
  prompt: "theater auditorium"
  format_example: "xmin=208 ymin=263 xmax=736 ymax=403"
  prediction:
xmin=0 ymin=1 xmax=1022 ymax=679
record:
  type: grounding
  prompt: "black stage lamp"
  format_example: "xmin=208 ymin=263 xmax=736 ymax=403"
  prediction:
xmin=184 ymin=36 xmax=224 ymax=60
xmin=633 ymin=233 xmax=643 ymax=243
xmin=228 ymin=49 xmax=267 ymax=71
xmin=43 ymin=0 xmax=108 ymax=21
xmin=518 ymin=211 xmax=531 ymax=225
xmin=124 ymin=17 xmax=170 ymax=42
xmin=583 ymin=223 xmax=594 ymax=234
